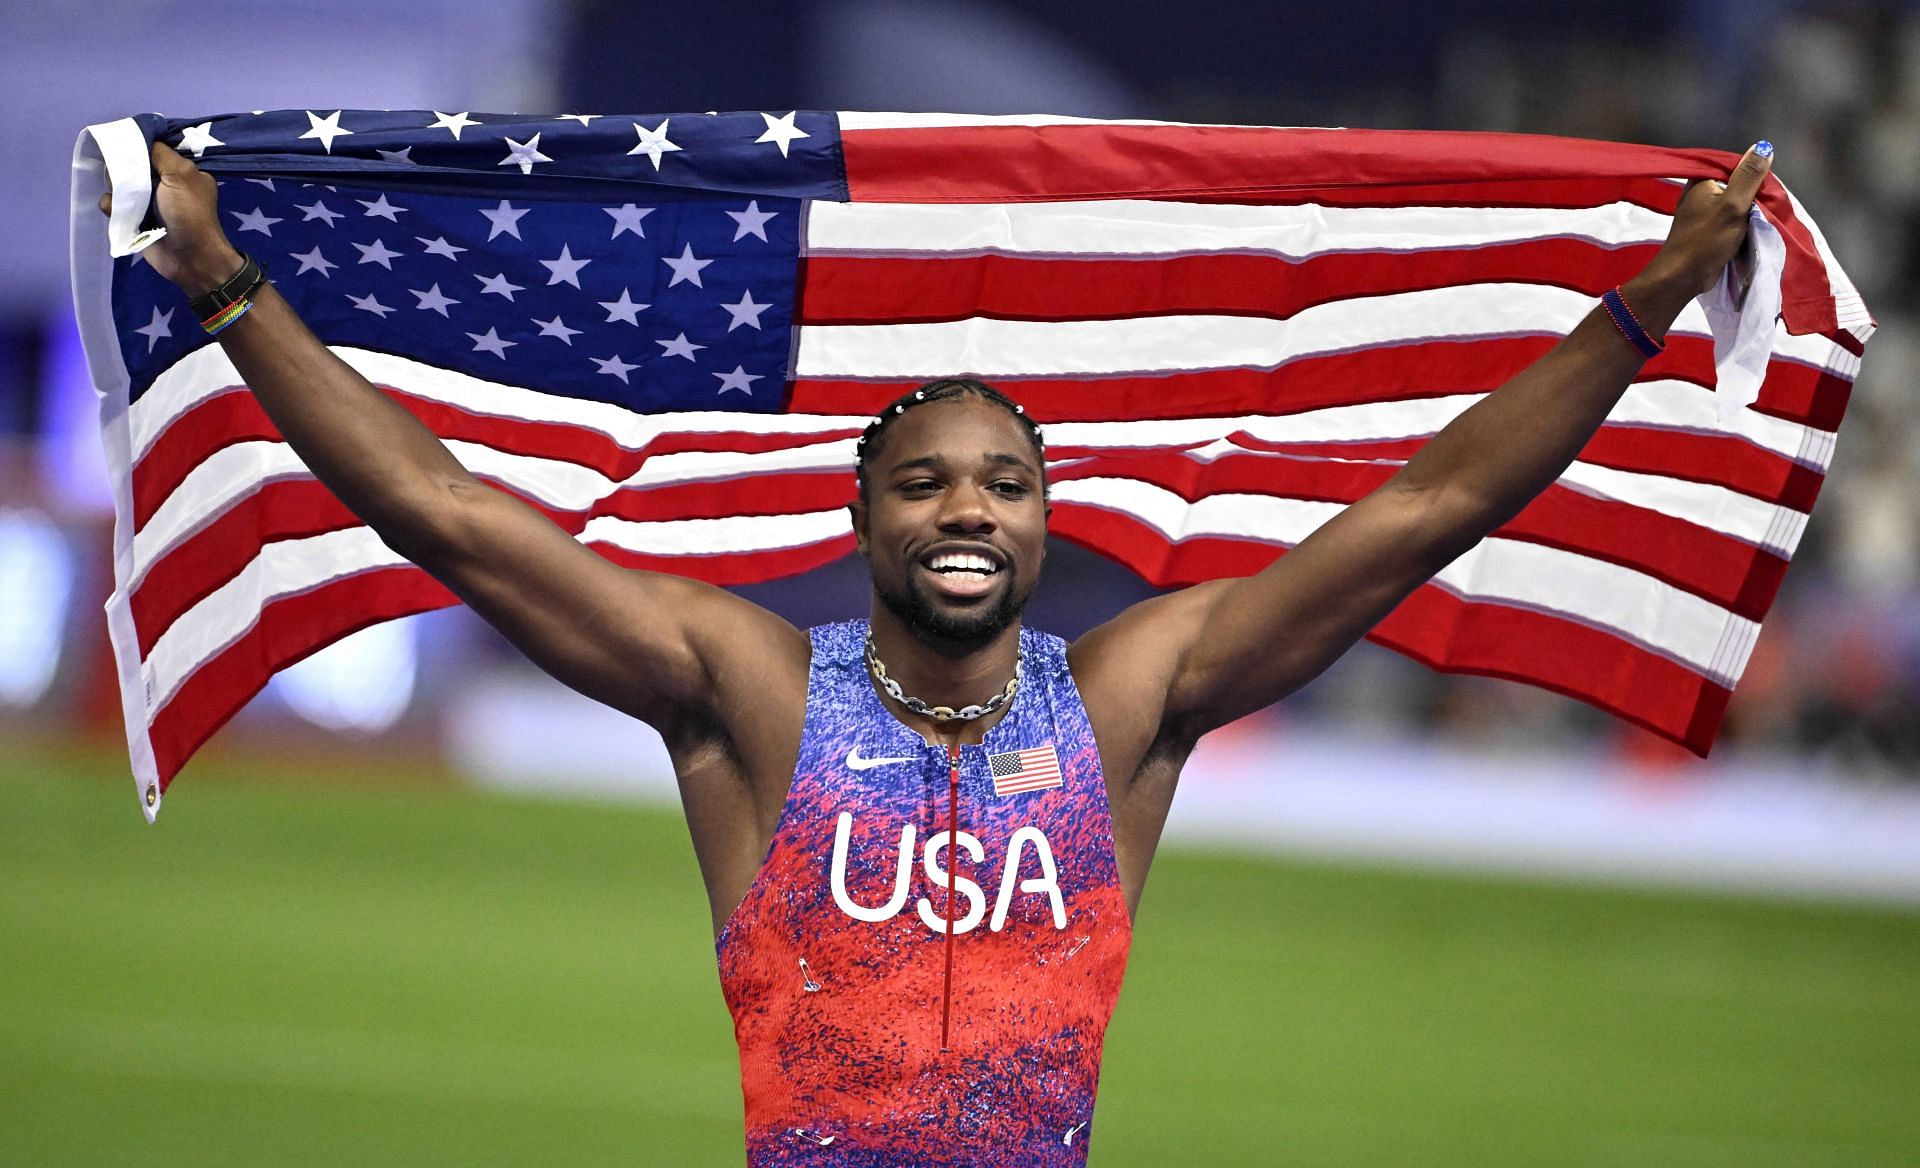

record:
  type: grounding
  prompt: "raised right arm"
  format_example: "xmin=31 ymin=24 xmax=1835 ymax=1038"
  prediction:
xmin=128 ymin=142 xmax=810 ymax=740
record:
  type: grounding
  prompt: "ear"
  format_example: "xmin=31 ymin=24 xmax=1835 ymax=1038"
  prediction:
xmin=848 ymin=498 xmax=870 ymax=556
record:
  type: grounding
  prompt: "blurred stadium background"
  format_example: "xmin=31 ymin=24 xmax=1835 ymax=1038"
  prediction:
xmin=3 ymin=1 xmax=1917 ymax=1164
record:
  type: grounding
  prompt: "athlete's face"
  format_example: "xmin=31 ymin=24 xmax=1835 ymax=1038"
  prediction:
xmin=852 ymin=398 xmax=1049 ymax=651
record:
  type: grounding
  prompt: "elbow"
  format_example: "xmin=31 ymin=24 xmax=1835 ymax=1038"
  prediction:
xmin=365 ymin=474 xmax=481 ymax=568
xmin=1397 ymin=478 xmax=1504 ymax=575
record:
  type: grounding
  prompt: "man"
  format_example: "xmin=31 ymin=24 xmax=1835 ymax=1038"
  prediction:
xmin=111 ymin=137 xmax=1772 ymax=1165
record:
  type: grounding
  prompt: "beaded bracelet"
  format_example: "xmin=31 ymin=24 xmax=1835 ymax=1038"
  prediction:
xmin=1600 ymin=286 xmax=1663 ymax=360
xmin=189 ymin=253 xmax=268 ymax=336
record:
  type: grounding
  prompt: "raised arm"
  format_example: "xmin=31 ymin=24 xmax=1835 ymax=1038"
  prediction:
xmin=1075 ymin=143 xmax=1775 ymax=758
xmin=122 ymin=143 xmax=809 ymax=745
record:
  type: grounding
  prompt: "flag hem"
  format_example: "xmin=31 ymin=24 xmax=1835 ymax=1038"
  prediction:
xmin=72 ymin=118 xmax=166 ymax=822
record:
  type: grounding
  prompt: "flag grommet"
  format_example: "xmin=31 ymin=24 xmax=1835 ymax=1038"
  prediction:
xmin=144 ymin=785 xmax=158 ymax=809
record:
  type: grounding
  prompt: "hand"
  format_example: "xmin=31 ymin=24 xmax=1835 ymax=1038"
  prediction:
xmin=96 ymin=141 xmax=243 ymax=297
xmin=1641 ymin=141 xmax=1775 ymax=302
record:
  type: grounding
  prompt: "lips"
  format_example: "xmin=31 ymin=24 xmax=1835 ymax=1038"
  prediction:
xmin=917 ymin=544 xmax=1005 ymax=600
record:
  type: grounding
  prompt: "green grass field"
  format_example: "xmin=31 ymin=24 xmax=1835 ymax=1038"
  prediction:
xmin=4 ymin=741 xmax=1917 ymax=1166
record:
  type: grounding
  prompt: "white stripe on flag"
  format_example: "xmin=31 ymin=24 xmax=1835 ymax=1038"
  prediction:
xmin=807 ymin=198 xmax=1673 ymax=257
xmin=1050 ymin=477 xmax=1757 ymax=685
xmin=791 ymin=285 xmax=1853 ymax=380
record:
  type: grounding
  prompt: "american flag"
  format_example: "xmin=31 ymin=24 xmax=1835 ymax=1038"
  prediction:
xmin=989 ymin=747 xmax=1065 ymax=797
xmin=70 ymin=110 xmax=1871 ymax=820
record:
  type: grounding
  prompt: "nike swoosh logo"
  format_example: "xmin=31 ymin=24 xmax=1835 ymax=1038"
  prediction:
xmin=846 ymin=746 xmax=915 ymax=771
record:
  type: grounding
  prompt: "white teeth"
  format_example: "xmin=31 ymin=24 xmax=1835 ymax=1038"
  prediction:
xmin=927 ymin=551 xmax=998 ymax=574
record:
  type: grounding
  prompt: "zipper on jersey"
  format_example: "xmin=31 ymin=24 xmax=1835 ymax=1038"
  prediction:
xmin=940 ymin=742 xmax=960 ymax=1053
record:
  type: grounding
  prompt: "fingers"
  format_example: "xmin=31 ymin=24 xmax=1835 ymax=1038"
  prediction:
xmin=1722 ymin=140 xmax=1774 ymax=210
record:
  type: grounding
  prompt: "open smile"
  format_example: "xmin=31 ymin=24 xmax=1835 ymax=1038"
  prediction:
xmin=917 ymin=546 xmax=1005 ymax=600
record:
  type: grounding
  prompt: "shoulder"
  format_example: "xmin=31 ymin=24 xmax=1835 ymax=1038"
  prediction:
xmin=1066 ymin=580 xmax=1236 ymax=763
xmin=664 ymin=587 xmax=811 ymax=751
xmin=1067 ymin=580 xmax=1233 ymax=688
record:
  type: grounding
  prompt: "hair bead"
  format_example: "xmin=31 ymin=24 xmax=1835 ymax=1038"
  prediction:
xmin=853 ymin=377 xmax=1048 ymax=499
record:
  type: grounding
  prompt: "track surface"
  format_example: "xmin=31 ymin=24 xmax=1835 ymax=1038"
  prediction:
xmin=4 ymin=744 xmax=1916 ymax=1166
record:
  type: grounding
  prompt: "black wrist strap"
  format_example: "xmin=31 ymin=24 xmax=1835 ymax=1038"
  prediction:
xmin=188 ymin=253 xmax=265 ymax=323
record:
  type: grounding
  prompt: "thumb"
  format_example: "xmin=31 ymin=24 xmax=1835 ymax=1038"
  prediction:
xmin=1723 ymin=140 xmax=1774 ymax=210
xmin=150 ymin=139 xmax=197 ymax=181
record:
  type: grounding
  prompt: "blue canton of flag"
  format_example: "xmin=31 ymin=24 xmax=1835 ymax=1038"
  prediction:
xmin=111 ymin=109 xmax=841 ymax=412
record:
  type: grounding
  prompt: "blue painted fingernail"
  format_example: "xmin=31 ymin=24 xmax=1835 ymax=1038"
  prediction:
xmin=1754 ymin=140 xmax=1774 ymax=158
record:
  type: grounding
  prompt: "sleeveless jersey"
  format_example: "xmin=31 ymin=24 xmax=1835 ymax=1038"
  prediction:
xmin=716 ymin=620 xmax=1134 ymax=1166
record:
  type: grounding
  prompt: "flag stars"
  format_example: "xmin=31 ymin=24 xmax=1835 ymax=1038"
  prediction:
xmin=133 ymin=307 xmax=172 ymax=352
xmin=348 ymin=292 xmax=396 ymax=317
xmin=299 ymin=109 xmax=353 ymax=153
xmin=230 ymin=207 xmax=282 ymax=236
xmin=720 ymin=289 xmax=771 ymax=331
xmin=290 ymin=246 xmax=337 ymax=277
xmin=467 ymin=327 xmax=517 ymax=358
xmin=557 ymin=113 xmax=601 ymax=126
xmin=605 ymin=203 xmax=655 ymax=239
xmin=480 ymin=199 xmax=529 ymax=241
xmin=177 ymin=122 xmax=224 ymax=157
xmin=598 ymin=289 xmax=649 ymax=324
xmin=657 ymin=333 xmax=705 ymax=361
xmin=376 ymin=146 xmax=415 ymax=165
xmin=754 ymin=111 xmax=810 ymax=158
xmin=419 ymin=236 xmax=468 ymax=261
xmin=627 ymin=119 xmax=682 ymax=170
xmin=475 ymin=272 xmax=526 ymax=300
xmin=429 ymin=110 xmax=480 ymax=140
xmin=539 ymin=243 xmax=590 ymax=288
xmin=357 ymin=194 xmax=407 ymax=221
xmin=534 ymin=315 xmax=583 ymax=345
xmin=353 ymin=239 xmax=403 ymax=269
xmin=498 ymin=133 xmax=553 ymax=175
xmin=295 ymin=199 xmax=344 ymax=226
xmin=713 ymin=366 xmax=763 ymax=396
xmin=725 ymin=200 xmax=777 ymax=242
xmin=662 ymin=243 xmax=712 ymax=288
xmin=593 ymin=354 xmax=639 ymax=383
xmin=409 ymin=283 xmax=459 ymax=316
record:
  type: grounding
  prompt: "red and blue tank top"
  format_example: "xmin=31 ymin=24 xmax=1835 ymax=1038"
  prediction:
xmin=716 ymin=620 xmax=1133 ymax=1166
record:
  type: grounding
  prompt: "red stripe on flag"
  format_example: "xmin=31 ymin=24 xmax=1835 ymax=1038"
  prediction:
xmin=788 ymin=337 xmax=1851 ymax=431
xmin=133 ymin=384 xmax=859 ymax=529
xmin=839 ymin=123 xmax=1838 ymax=335
xmin=1228 ymin=425 xmax=1828 ymax=512
xmin=1051 ymin=453 xmax=1791 ymax=620
xmin=1046 ymin=505 xmax=1733 ymax=752
xmin=133 ymin=388 xmax=277 ymax=530
xmin=131 ymin=479 xmax=359 ymax=655
xmin=799 ymin=240 xmax=1662 ymax=326
xmin=148 ymin=566 xmax=458 ymax=786
xmin=129 ymin=467 xmax=861 ymax=653
xmin=591 ymin=533 xmax=855 ymax=584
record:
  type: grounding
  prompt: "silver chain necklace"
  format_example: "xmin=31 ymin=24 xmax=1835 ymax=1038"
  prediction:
xmin=865 ymin=634 xmax=1018 ymax=722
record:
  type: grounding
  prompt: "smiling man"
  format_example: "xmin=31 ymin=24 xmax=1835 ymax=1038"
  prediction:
xmin=116 ymin=137 xmax=1772 ymax=1166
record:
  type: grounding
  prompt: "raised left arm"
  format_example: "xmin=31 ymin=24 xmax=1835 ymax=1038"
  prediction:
xmin=1077 ymin=143 xmax=1775 ymax=749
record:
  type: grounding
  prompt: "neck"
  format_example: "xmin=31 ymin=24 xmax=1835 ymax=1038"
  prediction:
xmin=866 ymin=603 xmax=1021 ymax=739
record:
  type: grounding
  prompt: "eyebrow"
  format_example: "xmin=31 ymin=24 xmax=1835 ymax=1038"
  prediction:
xmin=889 ymin=452 xmax=1039 ymax=474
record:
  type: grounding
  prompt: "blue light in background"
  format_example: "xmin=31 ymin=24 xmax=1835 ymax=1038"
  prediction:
xmin=269 ymin=617 xmax=420 ymax=733
xmin=0 ymin=508 xmax=74 ymax=707
xmin=38 ymin=312 xmax=112 ymax=513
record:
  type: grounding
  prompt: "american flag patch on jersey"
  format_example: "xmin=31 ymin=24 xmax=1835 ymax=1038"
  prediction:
xmin=988 ymin=746 xmax=1063 ymax=796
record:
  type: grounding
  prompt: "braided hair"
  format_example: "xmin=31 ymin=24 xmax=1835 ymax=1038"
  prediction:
xmin=853 ymin=378 xmax=1046 ymax=503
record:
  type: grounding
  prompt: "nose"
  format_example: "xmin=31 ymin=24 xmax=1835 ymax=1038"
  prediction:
xmin=936 ymin=481 xmax=996 ymax=533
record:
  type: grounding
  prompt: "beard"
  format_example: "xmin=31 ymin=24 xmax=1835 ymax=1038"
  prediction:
xmin=876 ymin=563 xmax=1035 ymax=655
